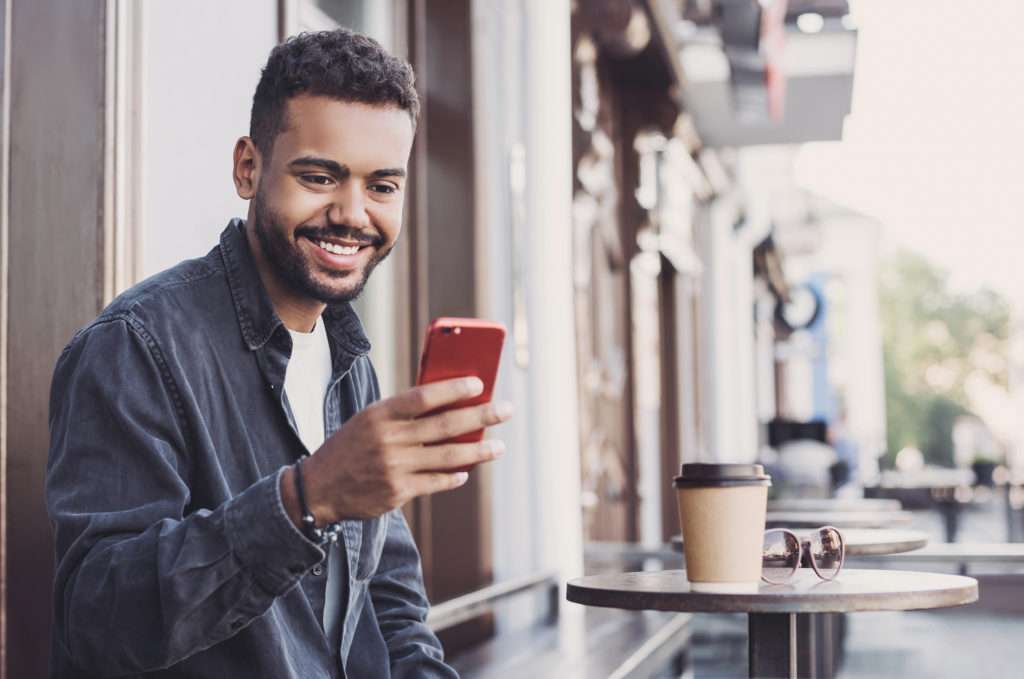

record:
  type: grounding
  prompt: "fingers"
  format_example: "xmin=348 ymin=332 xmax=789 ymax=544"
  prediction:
xmin=384 ymin=377 xmax=484 ymax=419
xmin=403 ymin=400 xmax=513 ymax=445
xmin=406 ymin=439 xmax=506 ymax=472
xmin=410 ymin=470 xmax=472 ymax=497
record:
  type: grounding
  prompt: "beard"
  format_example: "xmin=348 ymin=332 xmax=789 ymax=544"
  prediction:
xmin=251 ymin=191 xmax=391 ymax=304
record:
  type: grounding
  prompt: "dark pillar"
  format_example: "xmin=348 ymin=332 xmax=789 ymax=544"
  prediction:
xmin=6 ymin=1 xmax=109 ymax=677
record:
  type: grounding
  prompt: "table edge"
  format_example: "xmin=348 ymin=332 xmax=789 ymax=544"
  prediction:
xmin=566 ymin=570 xmax=979 ymax=614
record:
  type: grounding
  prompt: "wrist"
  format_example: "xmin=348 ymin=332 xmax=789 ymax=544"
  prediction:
xmin=293 ymin=457 xmax=341 ymax=544
xmin=298 ymin=453 xmax=338 ymax=524
xmin=280 ymin=466 xmax=303 ymax=530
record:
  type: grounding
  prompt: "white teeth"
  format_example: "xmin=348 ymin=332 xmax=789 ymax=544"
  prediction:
xmin=317 ymin=240 xmax=360 ymax=256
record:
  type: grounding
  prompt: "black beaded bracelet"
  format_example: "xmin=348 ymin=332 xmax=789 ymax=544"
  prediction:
xmin=293 ymin=457 xmax=341 ymax=545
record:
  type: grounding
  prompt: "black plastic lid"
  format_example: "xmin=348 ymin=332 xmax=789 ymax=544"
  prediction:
xmin=673 ymin=463 xmax=771 ymax=488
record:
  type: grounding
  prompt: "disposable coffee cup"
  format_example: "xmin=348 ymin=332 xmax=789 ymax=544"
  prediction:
xmin=674 ymin=463 xmax=771 ymax=593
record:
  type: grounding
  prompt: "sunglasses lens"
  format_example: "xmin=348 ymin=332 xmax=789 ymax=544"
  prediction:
xmin=762 ymin=530 xmax=800 ymax=583
xmin=809 ymin=527 xmax=844 ymax=579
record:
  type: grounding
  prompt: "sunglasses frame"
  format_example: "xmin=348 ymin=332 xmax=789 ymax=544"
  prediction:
xmin=760 ymin=525 xmax=846 ymax=585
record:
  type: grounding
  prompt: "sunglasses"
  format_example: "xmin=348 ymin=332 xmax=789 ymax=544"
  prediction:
xmin=761 ymin=526 xmax=846 ymax=584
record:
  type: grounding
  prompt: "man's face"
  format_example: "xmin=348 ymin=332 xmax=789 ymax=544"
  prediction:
xmin=251 ymin=95 xmax=414 ymax=304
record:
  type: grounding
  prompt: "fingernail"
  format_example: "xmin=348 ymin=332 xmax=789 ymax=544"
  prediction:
xmin=455 ymin=472 xmax=470 ymax=485
xmin=495 ymin=401 xmax=514 ymax=419
xmin=463 ymin=377 xmax=484 ymax=396
xmin=487 ymin=439 xmax=506 ymax=456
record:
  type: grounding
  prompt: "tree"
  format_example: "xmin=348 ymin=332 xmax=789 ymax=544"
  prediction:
xmin=879 ymin=251 xmax=1010 ymax=467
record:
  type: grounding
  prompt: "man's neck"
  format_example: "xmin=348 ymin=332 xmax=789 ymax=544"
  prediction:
xmin=244 ymin=220 xmax=326 ymax=334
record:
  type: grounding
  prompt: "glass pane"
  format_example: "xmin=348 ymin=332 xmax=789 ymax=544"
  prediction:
xmin=762 ymin=530 xmax=800 ymax=583
xmin=310 ymin=1 xmax=393 ymax=46
xmin=311 ymin=0 xmax=364 ymax=30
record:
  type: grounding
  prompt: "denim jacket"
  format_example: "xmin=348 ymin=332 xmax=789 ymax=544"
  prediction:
xmin=46 ymin=220 xmax=457 ymax=678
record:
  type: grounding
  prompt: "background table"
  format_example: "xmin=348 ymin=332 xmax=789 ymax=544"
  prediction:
xmin=766 ymin=510 xmax=913 ymax=529
xmin=567 ymin=569 xmax=977 ymax=679
xmin=868 ymin=468 xmax=976 ymax=541
xmin=830 ymin=528 xmax=928 ymax=556
xmin=768 ymin=498 xmax=902 ymax=513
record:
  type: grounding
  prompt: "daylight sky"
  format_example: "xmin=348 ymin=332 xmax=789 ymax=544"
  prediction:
xmin=794 ymin=0 xmax=1024 ymax=303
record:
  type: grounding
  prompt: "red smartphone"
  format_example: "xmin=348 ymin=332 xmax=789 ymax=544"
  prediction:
xmin=416 ymin=318 xmax=506 ymax=462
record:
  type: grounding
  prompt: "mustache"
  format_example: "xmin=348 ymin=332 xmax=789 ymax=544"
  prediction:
xmin=296 ymin=225 xmax=383 ymax=247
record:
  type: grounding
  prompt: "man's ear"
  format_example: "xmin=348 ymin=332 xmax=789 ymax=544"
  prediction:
xmin=233 ymin=137 xmax=261 ymax=200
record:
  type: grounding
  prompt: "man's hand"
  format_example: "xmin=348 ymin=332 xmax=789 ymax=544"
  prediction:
xmin=281 ymin=377 xmax=512 ymax=527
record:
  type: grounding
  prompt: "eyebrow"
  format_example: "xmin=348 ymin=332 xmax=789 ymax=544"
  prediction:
xmin=288 ymin=156 xmax=406 ymax=179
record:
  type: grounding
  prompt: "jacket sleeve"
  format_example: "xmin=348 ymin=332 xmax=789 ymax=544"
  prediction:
xmin=369 ymin=508 xmax=459 ymax=679
xmin=46 ymin=317 xmax=323 ymax=676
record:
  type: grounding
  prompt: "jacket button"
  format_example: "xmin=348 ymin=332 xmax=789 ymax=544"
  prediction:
xmin=312 ymin=564 xmax=324 ymax=576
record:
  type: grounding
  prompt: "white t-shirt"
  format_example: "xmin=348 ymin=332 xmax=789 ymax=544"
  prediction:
xmin=283 ymin=318 xmax=342 ymax=650
xmin=284 ymin=319 xmax=333 ymax=454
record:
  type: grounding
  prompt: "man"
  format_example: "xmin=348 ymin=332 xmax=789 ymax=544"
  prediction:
xmin=46 ymin=29 xmax=508 ymax=678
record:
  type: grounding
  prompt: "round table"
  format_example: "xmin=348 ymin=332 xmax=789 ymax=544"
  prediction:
xmin=670 ymin=528 xmax=928 ymax=557
xmin=836 ymin=529 xmax=928 ymax=556
xmin=567 ymin=569 xmax=977 ymax=679
xmin=768 ymin=498 xmax=902 ymax=513
xmin=765 ymin=510 xmax=913 ymax=529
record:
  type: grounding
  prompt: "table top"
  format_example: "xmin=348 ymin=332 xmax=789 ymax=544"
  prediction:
xmin=670 ymin=528 xmax=928 ymax=556
xmin=566 ymin=569 xmax=978 ymax=615
xmin=854 ymin=542 xmax=1024 ymax=563
xmin=768 ymin=498 xmax=902 ymax=512
xmin=765 ymin=510 xmax=914 ymax=529
xmin=875 ymin=468 xmax=975 ymax=489
xmin=835 ymin=528 xmax=929 ymax=555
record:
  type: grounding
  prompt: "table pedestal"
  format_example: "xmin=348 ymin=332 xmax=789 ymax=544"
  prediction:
xmin=749 ymin=613 xmax=799 ymax=678
xmin=749 ymin=612 xmax=842 ymax=679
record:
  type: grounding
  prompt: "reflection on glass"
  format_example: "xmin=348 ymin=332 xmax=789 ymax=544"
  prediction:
xmin=810 ymin=526 xmax=844 ymax=578
xmin=762 ymin=529 xmax=800 ymax=584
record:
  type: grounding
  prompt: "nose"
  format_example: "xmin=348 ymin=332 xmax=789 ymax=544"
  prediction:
xmin=327 ymin=181 xmax=372 ymax=231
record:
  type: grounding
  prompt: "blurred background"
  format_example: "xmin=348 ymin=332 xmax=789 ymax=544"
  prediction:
xmin=3 ymin=1 xmax=1024 ymax=677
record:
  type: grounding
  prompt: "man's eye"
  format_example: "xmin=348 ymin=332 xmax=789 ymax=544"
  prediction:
xmin=370 ymin=184 xmax=397 ymax=194
xmin=302 ymin=175 xmax=333 ymax=186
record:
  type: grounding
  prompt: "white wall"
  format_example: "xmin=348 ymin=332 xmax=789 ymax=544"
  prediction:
xmin=522 ymin=0 xmax=583 ymax=629
xmin=696 ymin=173 xmax=772 ymax=465
xmin=471 ymin=0 xmax=537 ymax=595
xmin=700 ymin=196 xmax=748 ymax=462
xmin=818 ymin=216 xmax=886 ymax=483
xmin=471 ymin=0 xmax=582 ymax=627
xmin=140 ymin=1 xmax=278 ymax=277
xmin=733 ymin=225 xmax=763 ymax=461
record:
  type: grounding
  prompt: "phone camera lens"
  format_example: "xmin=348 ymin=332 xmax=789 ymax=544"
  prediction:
xmin=442 ymin=327 xmax=452 ymax=334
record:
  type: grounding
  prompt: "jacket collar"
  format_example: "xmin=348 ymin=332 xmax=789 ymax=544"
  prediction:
xmin=219 ymin=218 xmax=371 ymax=356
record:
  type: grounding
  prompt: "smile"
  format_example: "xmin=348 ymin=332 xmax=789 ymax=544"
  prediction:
xmin=303 ymin=235 xmax=374 ymax=272
xmin=316 ymin=240 xmax=362 ymax=256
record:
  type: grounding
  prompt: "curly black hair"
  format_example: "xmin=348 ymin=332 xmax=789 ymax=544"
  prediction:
xmin=249 ymin=29 xmax=419 ymax=159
